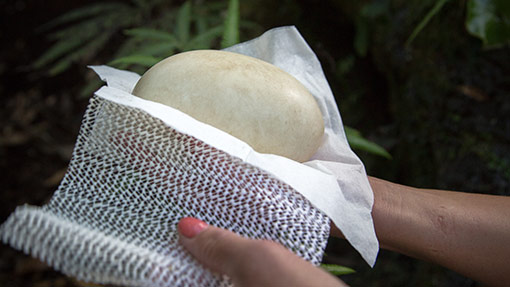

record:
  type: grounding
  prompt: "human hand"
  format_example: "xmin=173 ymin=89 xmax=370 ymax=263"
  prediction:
xmin=178 ymin=217 xmax=347 ymax=287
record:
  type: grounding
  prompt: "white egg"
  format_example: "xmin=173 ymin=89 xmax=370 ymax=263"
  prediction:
xmin=132 ymin=50 xmax=324 ymax=162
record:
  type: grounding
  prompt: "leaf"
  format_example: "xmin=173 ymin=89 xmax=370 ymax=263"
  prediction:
xmin=184 ymin=26 xmax=224 ymax=50
xmin=37 ymin=3 xmax=127 ymax=31
xmin=354 ymin=16 xmax=369 ymax=57
xmin=456 ymin=85 xmax=489 ymax=101
xmin=33 ymin=1 xmax=137 ymax=75
xmin=221 ymin=0 xmax=240 ymax=48
xmin=405 ymin=0 xmax=450 ymax=48
xmin=360 ymin=0 xmax=389 ymax=19
xmin=176 ymin=1 xmax=192 ymax=44
xmin=48 ymin=31 xmax=113 ymax=76
xmin=33 ymin=38 xmax=83 ymax=69
xmin=116 ymin=31 xmax=177 ymax=58
xmin=48 ymin=59 xmax=72 ymax=76
xmin=47 ymin=14 xmax=109 ymax=41
xmin=45 ymin=4 xmax=134 ymax=41
xmin=137 ymin=42 xmax=178 ymax=57
xmin=466 ymin=0 xmax=510 ymax=48
xmin=124 ymin=28 xmax=177 ymax=42
xmin=320 ymin=264 xmax=356 ymax=276
xmin=345 ymin=126 xmax=392 ymax=159
xmin=114 ymin=36 xmax=144 ymax=58
xmin=354 ymin=1 xmax=390 ymax=57
xmin=46 ymin=7 xmax=133 ymax=42
xmin=336 ymin=55 xmax=355 ymax=76
xmin=109 ymin=55 xmax=162 ymax=67
xmin=196 ymin=14 xmax=209 ymax=35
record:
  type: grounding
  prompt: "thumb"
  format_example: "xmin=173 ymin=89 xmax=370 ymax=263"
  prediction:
xmin=178 ymin=217 xmax=247 ymax=276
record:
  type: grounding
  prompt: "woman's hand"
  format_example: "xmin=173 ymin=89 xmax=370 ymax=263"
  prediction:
xmin=178 ymin=217 xmax=346 ymax=287
xmin=330 ymin=176 xmax=510 ymax=287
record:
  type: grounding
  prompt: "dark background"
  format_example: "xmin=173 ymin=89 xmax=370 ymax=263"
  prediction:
xmin=1 ymin=0 xmax=509 ymax=286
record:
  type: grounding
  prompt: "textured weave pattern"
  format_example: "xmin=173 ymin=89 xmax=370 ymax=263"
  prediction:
xmin=1 ymin=95 xmax=330 ymax=286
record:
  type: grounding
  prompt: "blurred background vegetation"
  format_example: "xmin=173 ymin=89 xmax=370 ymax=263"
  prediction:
xmin=1 ymin=0 xmax=509 ymax=286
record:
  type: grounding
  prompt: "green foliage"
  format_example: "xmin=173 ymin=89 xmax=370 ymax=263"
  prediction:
xmin=405 ymin=0 xmax=450 ymax=48
xmin=124 ymin=28 xmax=177 ymax=42
xmin=110 ymin=0 xmax=241 ymax=70
xmin=466 ymin=0 xmax=510 ymax=48
xmin=176 ymin=1 xmax=192 ymax=44
xmin=403 ymin=0 xmax=510 ymax=48
xmin=320 ymin=263 xmax=356 ymax=276
xmin=354 ymin=16 xmax=369 ymax=57
xmin=34 ymin=2 xmax=138 ymax=76
xmin=336 ymin=55 xmax=355 ymax=76
xmin=109 ymin=55 xmax=162 ymax=67
xmin=37 ymin=0 xmax=388 ymax=158
xmin=345 ymin=127 xmax=392 ymax=159
xmin=354 ymin=0 xmax=389 ymax=57
xmin=34 ymin=0 xmax=247 ymax=76
xmin=222 ymin=0 xmax=240 ymax=48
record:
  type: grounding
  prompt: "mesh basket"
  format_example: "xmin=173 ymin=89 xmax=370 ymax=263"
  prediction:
xmin=1 ymin=95 xmax=330 ymax=286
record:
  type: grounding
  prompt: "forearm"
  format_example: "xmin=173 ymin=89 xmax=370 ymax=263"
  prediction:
xmin=367 ymin=177 xmax=510 ymax=286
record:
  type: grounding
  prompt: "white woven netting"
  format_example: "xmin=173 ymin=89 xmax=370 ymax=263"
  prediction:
xmin=1 ymin=94 xmax=330 ymax=286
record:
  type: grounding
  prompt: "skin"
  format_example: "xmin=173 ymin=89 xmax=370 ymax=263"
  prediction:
xmin=179 ymin=177 xmax=510 ymax=287
xmin=178 ymin=217 xmax=346 ymax=287
xmin=361 ymin=176 xmax=510 ymax=287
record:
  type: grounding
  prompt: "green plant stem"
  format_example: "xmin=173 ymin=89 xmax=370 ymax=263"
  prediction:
xmin=405 ymin=0 xmax=450 ymax=48
xmin=221 ymin=0 xmax=240 ymax=48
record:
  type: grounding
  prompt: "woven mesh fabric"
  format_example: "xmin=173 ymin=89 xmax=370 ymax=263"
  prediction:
xmin=1 ymin=95 xmax=330 ymax=286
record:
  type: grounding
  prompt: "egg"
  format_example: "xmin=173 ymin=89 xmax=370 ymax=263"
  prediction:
xmin=132 ymin=50 xmax=324 ymax=162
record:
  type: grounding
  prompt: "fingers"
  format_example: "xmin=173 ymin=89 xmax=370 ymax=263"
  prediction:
xmin=178 ymin=217 xmax=248 ymax=276
xmin=177 ymin=217 xmax=347 ymax=287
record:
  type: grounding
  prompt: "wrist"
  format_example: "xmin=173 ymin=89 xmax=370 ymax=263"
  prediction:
xmin=368 ymin=176 xmax=404 ymax=252
xmin=369 ymin=177 xmax=452 ymax=261
xmin=369 ymin=177 xmax=426 ymax=255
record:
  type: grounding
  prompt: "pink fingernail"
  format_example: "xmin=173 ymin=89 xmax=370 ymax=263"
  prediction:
xmin=178 ymin=217 xmax=208 ymax=238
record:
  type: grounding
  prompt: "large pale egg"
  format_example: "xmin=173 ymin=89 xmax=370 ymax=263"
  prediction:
xmin=132 ymin=50 xmax=324 ymax=162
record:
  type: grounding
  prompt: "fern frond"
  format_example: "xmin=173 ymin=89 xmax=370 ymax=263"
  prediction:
xmin=38 ymin=2 xmax=130 ymax=32
xmin=109 ymin=55 xmax=162 ymax=67
xmin=34 ymin=38 xmax=83 ymax=69
xmin=183 ymin=25 xmax=224 ymax=50
xmin=48 ymin=32 xmax=113 ymax=75
xmin=124 ymin=28 xmax=177 ymax=42
xmin=137 ymin=42 xmax=178 ymax=57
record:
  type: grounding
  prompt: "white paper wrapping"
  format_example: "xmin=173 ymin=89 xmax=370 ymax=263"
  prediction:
xmin=91 ymin=25 xmax=379 ymax=266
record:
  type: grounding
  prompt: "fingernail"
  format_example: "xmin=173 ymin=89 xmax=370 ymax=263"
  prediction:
xmin=178 ymin=217 xmax=208 ymax=238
